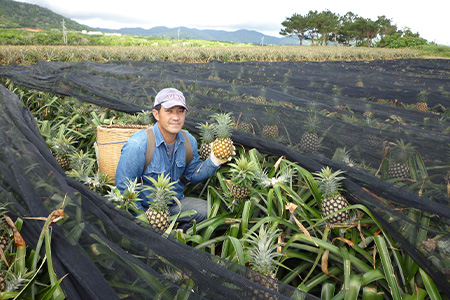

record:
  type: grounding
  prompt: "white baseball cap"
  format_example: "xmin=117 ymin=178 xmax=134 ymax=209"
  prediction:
xmin=153 ymin=88 xmax=188 ymax=111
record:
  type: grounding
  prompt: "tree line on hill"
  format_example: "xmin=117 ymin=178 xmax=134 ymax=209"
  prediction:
xmin=280 ymin=10 xmax=429 ymax=48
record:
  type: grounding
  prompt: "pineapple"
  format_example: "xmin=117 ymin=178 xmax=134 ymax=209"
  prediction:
xmin=196 ymin=122 xmax=215 ymax=161
xmin=261 ymin=108 xmax=279 ymax=139
xmin=0 ymin=235 xmax=8 ymax=253
xmin=50 ymin=135 xmax=76 ymax=170
xmin=228 ymin=153 xmax=257 ymax=199
xmin=416 ymin=91 xmax=428 ymax=112
xmin=211 ymin=113 xmax=235 ymax=160
xmin=388 ymin=139 xmax=415 ymax=179
xmin=300 ymin=113 xmax=320 ymax=153
xmin=314 ymin=167 xmax=350 ymax=224
xmin=237 ymin=121 xmax=253 ymax=134
xmin=0 ymin=272 xmax=4 ymax=292
xmin=143 ymin=173 xmax=177 ymax=233
xmin=244 ymin=225 xmax=281 ymax=299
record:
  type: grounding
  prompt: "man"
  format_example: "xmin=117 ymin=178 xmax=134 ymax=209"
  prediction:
xmin=115 ymin=88 xmax=232 ymax=231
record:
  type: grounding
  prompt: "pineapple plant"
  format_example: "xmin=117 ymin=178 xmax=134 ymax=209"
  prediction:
xmin=300 ymin=113 xmax=320 ymax=153
xmin=136 ymin=110 xmax=154 ymax=125
xmin=50 ymin=135 xmax=76 ymax=171
xmin=243 ymin=225 xmax=281 ymax=299
xmin=332 ymin=147 xmax=355 ymax=168
xmin=196 ymin=122 xmax=215 ymax=161
xmin=211 ymin=112 xmax=235 ymax=160
xmin=228 ymin=153 xmax=257 ymax=199
xmin=314 ymin=166 xmax=350 ymax=224
xmin=143 ymin=173 xmax=177 ymax=233
xmin=388 ymin=139 xmax=415 ymax=179
xmin=416 ymin=91 xmax=429 ymax=112
xmin=261 ymin=108 xmax=279 ymax=139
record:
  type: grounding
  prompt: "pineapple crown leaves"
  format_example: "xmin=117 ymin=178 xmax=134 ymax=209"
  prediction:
xmin=69 ymin=149 xmax=95 ymax=171
xmin=211 ymin=112 xmax=234 ymax=139
xmin=254 ymin=166 xmax=294 ymax=188
xmin=49 ymin=135 xmax=76 ymax=156
xmin=304 ymin=113 xmax=320 ymax=133
xmin=263 ymin=107 xmax=279 ymax=125
xmin=228 ymin=153 xmax=258 ymax=186
xmin=142 ymin=173 xmax=177 ymax=210
xmin=122 ymin=178 xmax=143 ymax=203
xmin=136 ymin=110 xmax=154 ymax=125
xmin=196 ymin=122 xmax=215 ymax=144
xmin=243 ymin=225 xmax=282 ymax=275
xmin=332 ymin=147 xmax=355 ymax=167
xmin=390 ymin=139 xmax=416 ymax=163
xmin=313 ymin=167 xmax=345 ymax=198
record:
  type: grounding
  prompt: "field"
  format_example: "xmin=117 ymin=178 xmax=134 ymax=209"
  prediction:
xmin=1 ymin=45 xmax=450 ymax=299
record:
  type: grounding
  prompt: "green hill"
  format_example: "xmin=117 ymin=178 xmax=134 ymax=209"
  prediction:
xmin=0 ymin=0 xmax=90 ymax=31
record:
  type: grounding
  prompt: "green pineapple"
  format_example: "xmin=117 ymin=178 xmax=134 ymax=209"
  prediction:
xmin=211 ymin=113 xmax=235 ymax=160
xmin=50 ymin=135 xmax=76 ymax=170
xmin=228 ymin=153 xmax=257 ymax=199
xmin=314 ymin=167 xmax=350 ymax=224
xmin=300 ymin=113 xmax=320 ymax=153
xmin=388 ymin=139 xmax=415 ymax=179
xmin=143 ymin=173 xmax=177 ymax=233
xmin=244 ymin=225 xmax=281 ymax=299
xmin=196 ymin=122 xmax=215 ymax=161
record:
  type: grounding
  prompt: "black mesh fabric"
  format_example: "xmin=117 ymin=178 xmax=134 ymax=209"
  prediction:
xmin=1 ymin=58 xmax=450 ymax=298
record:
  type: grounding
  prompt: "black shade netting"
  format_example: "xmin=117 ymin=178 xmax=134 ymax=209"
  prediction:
xmin=1 ymin=58 xmax=450 ymax=298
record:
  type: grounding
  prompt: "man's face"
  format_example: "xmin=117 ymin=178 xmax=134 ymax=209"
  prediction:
xmin=153 ymin=106 xmax=186 ymax=137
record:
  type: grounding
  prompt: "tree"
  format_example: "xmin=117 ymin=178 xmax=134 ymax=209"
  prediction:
xmin=376 ymin=15 xmax=397 ymax=40
xmin=337 ymin=12 xmax=359 ymax=46
xmin=353 ymin=17 xmax=379 ymax=47
xmin=315 ymin=10 xmax=340 ymax=46
xmin=280 ymin=13 xmax=309 ymax=45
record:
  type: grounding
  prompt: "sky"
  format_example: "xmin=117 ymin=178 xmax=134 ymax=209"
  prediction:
xmin=16 ymin=0 xmax=450 ymax=45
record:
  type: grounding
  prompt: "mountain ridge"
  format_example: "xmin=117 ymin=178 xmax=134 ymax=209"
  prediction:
xmin=1 ymin=0 xmax=300 ymax=45
xmin=92 ymin=26 xmax=300 ymax=45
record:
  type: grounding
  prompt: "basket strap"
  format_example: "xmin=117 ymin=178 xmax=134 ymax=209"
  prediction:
xmin=143 ymin=127 xmax=193 ymax=174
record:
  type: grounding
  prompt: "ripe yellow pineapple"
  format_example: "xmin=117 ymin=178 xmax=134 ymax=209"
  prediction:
xmin=143 ymin=173 xmax=177 ymax=233
xmin=196 ymin=122 xmax=215 ymax=161
xmin=314 ymin=167 xmax=350 ymax=224
xmin=228 ymin=153 xmax=257 ymax=199
xmin=211 ymin=112 xmax=235 ymax=160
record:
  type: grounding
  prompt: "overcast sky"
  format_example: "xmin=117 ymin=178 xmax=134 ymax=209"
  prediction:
xmin=16 ymin=0 xmax=450 ymax=45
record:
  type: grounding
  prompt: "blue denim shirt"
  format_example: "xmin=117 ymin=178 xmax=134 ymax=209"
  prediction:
xmin=115 ymin=124 xmax=220 ymax=210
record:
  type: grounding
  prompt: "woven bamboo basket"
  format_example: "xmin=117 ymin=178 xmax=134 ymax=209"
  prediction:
xmin=97 ymin=125 xmax=149 ymax=183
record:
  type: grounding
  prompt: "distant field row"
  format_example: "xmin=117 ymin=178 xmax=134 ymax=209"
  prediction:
xmin=0 ymin=45 xmax=422 ymax=64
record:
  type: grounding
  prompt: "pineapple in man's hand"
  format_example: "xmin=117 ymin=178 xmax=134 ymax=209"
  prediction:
xmin=210 ymin=112 xmax=236 ymax=165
